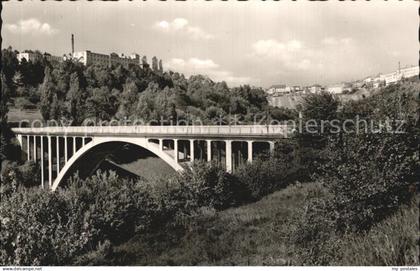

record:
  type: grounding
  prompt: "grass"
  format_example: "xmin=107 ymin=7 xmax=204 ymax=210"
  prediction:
xmin=110 ymin=182 xmax=321 ymax=265
xmin=105 ymin=181 xmax=418 ymax=266
xmin=336 ymin=201 xmax=419 ymax=266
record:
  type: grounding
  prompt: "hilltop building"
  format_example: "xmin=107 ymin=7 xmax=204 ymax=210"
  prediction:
xmin=266 ymin=85 xmax=304 ymax=96
xmin=65 ymin=34 xmax=162 ymax=69
xmin=379 ymin=65 xmax=419 ymax=85
xmin=69 ymin=50 xmax=142 ymax=67
xmin=17 ymin=51 xmax=63 ymax=63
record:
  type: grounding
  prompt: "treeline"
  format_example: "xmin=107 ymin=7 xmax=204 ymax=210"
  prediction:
xmin=1 ymin=46 xmax=296 ymax=125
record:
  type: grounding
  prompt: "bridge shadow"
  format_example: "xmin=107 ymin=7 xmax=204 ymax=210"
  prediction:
xmin=61 ymin=142 xmax=176 ymax=186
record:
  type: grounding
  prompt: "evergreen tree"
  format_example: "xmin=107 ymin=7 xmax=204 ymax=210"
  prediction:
xmin=0 ymin=73 xmax=11 ymax=164
xmin=0 ymin=73 xmax=10 ymax=123
xmin=39 ymin=67 xmax=55 ymax=120
xmin=66 ymin=72 xmax=85 ymax=125
xmin=152 ymin=56 xmax=158 ymax=72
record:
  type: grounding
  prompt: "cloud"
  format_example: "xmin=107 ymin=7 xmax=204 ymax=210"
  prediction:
xmin=5 ymin=18 xmax=58 ymax=35
xmin=166 ymin=57 xmax=255 ymax=86
xmin=250 ymin=37 xmax=367 ymax=85
xmin=251 ymin=39 xmax=309 ymax=70
xmin=322 ymin=37 xmax=352 ymax=46
xmin=154 ymin=18 xmax=214 ymax=40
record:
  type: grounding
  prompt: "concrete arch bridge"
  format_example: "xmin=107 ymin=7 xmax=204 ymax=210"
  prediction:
xmin=12 ymin=125 xmax=292 ymax=191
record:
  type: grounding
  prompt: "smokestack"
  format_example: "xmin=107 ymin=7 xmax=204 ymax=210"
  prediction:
xmin=71 ymin=34 xmax=74 ymax=54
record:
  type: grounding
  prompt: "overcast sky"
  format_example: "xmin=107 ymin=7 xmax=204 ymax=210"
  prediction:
xmin=2 ymin=1 xmax=418 ymax=87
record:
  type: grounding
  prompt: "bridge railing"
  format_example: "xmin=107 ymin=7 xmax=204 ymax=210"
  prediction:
xmin=11 ymin=125 xmax=293 ymax=137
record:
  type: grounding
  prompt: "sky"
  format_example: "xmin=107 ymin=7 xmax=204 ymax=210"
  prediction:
xmin=2 ymin=1 xmax=418 ymax=88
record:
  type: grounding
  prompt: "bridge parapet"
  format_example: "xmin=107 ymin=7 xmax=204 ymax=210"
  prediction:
xmin=12 ymin=125 xmax=293 ymax=139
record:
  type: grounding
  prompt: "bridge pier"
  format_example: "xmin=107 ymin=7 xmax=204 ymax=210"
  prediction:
xmin=40 ymin=136 xmax=44 ymax=188
xmin=48 ymin=136 xmax=52 ymax=187
xmin=33 ymin=135 xmax=37 ymax=161
xmin=269 ymin=141 xmax=275 ymax=154
xmin=56 ymin=137 xmax=60 ymax=174
xmin=174 ymin=139 xmax=178 ymax=162
xmin=27 ymin=135 xmax=30 ymax=160
xmin=206 ymin=140 xmax=212 ymax=162
xmin=225 ymin=140 xmax=232 ymax=173
xmin=247 ymin=140 xmax=253 ymax=163
xmin=64 ymin=136 xmax=68 ymax=163
xmin=190 ymin=139 xmax=195 ymax=162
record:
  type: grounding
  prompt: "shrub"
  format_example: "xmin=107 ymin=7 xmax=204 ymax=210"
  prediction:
xmin=0 ymin=171 xmax=159 ymax=265
xmin=175 ymin=162 xmax=244 ymax=210
xmin=0 ymin=187 xmax=70 ymax=265
xmin=235 ymin=142 xmax=303 ymax=201
xmin=319 ymin=130 xmax=419 ymax=232
xmin=290 ymin=82 xmax=420 ymax=265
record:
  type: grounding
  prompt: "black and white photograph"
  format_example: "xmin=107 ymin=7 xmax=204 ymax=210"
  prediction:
xmin=0 ymin=1 xmax=419 ymax=269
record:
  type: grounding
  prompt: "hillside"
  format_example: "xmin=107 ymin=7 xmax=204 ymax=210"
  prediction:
xmin=109 ymin=182 xmax=316 ymax=265
xmin=94 ymin=180 xmax=417 ymax=266
xmin=268 ymin=88 xmax=375 ymax=109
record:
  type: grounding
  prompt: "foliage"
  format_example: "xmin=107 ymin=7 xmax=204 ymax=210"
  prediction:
xmin=335 ymin=202 xmax=418 ymax=266
xmin=235 ymin=141 xmax=303 ymax=201
xmin=289 ymin=81 xmax=420 ymax=264
xmin=4 ymin=47 xmax=285 ymax=125
xmin=175 ymin=162 xmax=245 ymax=210
xmin=0 ymin=171 xmax=157 ymax=265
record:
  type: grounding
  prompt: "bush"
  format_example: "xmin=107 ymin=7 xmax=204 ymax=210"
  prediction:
xmin=174 ymin=162 xmax=245 ymax=210
xmin=319 ymin=130 xmax=419 ymax=232
xmin=289 ymin=82 xmax=420 ymax=265
xmin=0 ymin=171 xmax=159 ymax=265
xmin=235 ymin=141 xmax=303 ymax=201
xmin=0 ymin=187 xmax=70 ymax=265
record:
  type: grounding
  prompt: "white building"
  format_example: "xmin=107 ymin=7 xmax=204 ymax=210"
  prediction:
xmin=17 ymin=51 xmax=63 ymax=63
xmin=266 ymin=84 xmax=290 ymax=96
xmin=380 ymin=65 xmax=419 ymax=85
xmin=70 ymin=50 xmax=141 ymax=67
xmin=327 ymin=84 xmax=345 ymax=94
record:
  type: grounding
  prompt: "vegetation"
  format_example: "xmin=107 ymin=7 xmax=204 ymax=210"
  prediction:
xmin=1 ymin=46 xmax=293 ymax=126
xmin=289 ymin=81 xmax=419 ymax=265
xmin=1 ymin=45 xmax=418 ymax=266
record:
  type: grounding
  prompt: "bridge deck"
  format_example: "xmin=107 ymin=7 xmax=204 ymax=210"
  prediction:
xmin=12 ymin=125 xmax=292 ymax=139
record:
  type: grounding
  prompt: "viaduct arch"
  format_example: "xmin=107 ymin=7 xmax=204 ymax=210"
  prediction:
xmin=51 ymin=137 xmax=183 ymax=191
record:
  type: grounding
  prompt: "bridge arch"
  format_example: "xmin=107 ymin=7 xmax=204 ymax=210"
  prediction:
xmin=51 ymin=137 xmax=184 ymax=191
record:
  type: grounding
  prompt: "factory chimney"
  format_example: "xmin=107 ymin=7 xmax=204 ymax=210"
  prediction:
xmin=71 ymin=34 xmax=74 ymax=55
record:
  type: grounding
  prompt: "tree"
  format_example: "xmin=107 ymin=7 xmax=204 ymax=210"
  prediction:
xmin=39 ymin=67 xmax=55 ymax=120
xmin=65 ymin=73 xmax=86 ymax=125
xmin=0 ymin=73 xmax=10 ymax=123
xmin=158 ymin=59 xmax=163 ymax=73
xmin=152 ymin=56 xmax=158 ymax=72
xmin=0 ymin=72 xmax=16 ymax=164
xmin=86 ymin=87 xmax=117 ymax=121
xmin=1 ymin=47 xmax=18 ymax=86
xmin=296 ymin=91 xmax=340 ymax=177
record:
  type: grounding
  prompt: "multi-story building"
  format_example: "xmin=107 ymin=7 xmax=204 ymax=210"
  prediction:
xmin=327 ymin=82 xmax=353 ymax=94
xmin=266 ymin=84 xmax=289 ymax=96
xmin=379 ymin=65 xmax=419 ymax=85
xmin=307 ymin=84 xmax=325 ymax=94
xmin=43 ymin=53 xmax=63 ymax=63
xmin=17 ymin=51 xmax=63 ymax=63
xmin=70 ymin=50 xmax=142 ymax=67
xmin=17 ymin=52 xmax=41 ymax=63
